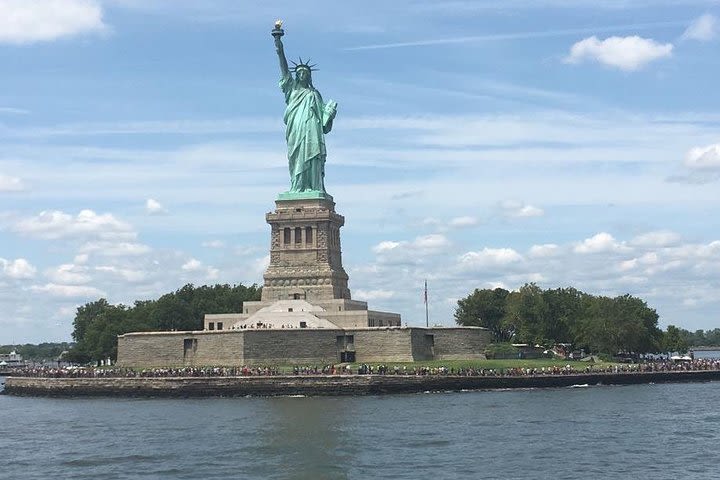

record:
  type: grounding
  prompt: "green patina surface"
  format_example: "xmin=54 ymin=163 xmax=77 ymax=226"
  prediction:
xmin=277 ymin=191 xmax=334 ymax=201
xmin=273 ymin=23 xmax=337 ymax=196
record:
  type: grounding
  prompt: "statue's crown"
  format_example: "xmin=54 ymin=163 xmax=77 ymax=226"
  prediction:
xmin=290 ymin=57 xmax=318 ymax=72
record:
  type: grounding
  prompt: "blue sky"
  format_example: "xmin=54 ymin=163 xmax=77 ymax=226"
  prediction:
xmin=1 ymin=0 xmax=719 ymax=343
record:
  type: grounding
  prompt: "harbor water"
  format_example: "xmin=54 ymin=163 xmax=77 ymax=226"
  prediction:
xmin=2 ymin=379 xmax=720 ymax=479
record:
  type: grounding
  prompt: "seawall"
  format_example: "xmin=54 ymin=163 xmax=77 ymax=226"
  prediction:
xmin=5 ymin=370 xmax=720 ymax=397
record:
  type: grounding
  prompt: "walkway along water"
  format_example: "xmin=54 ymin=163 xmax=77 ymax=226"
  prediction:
xmin=5 ymin=369 xmax=720 ymax=397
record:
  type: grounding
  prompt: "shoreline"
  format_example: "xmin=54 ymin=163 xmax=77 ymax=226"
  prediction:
xmin=5 ymin=370 xmax=720 ymax=397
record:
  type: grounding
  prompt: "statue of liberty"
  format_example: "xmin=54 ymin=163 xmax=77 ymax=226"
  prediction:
xmin=272 ymin=21 xmax=337 ymax=196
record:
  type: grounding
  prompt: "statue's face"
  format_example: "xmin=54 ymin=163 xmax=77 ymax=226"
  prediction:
xmin=296 ymin=68 xmax=310 ymax=86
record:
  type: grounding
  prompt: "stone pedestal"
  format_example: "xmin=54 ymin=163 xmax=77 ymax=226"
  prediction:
xmin=261 ymin=196 xmax=351 ymax=302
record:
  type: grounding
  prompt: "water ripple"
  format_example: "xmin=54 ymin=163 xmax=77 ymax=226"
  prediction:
xmin=3 ymin=382 xmax=720 ymax=479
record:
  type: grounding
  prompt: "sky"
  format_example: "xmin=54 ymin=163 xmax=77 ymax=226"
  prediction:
xmin=1 ymin=0 xmax=719 ymax=344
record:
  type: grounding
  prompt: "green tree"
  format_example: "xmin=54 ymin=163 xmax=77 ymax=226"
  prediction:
xmin=67 ymin=283 xmax=261 ymax=363
xmin=504 ymin=284 xmax=549 ymax=345
xmin=705 ymin=329 xmax=720 ymax=346
xmin=542 ymin=287 xmax=583 ymax=344
xmin=455 ymin=283 xmax=664 ymax=354
xmin=663 ymin=325 xmax=689 ymax=353
xmin=72 ymin=299 xmax=112 ymax=342
xmin=0 ymin=342 xmax=73 ymax=360
xmin=575 ymin=294 xmax=661 ymax=354
xmin=454 ymin=288 xmax=512 ymax=341
xmin=150 ymin=293 xmax=194 ymax=331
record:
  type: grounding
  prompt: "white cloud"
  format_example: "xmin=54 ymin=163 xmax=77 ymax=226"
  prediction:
xmin=354 ymin=289 xmax=395 ymax=301
xmin=500 ymin=200 xmax=544 ymax=218
xmin=181 ymin=258 xmax=203 ymax=271
xmin=516 ymin=205 xmax=544 ymax=217
xmin=621 ymin=252 xmax=659 ymax=274
xmin=449 ymin=216 xmax=478 ymax=228
xmin=95 ymin=265 xmax=147 ymax=283
xmin=528 ymin=244 xmax=559 ymax=258
xmin=0 ymin=174 xmax=24 ymax=191
xmin=14 ymin=209 xmax=135 ymax=240
xmin=683 ymin=297 xmax=699 ymax=307
xmin=517 ymin=272 xmax=546 ymax=283
xmin=372 ymin=234 xmax=450 ymax=260
xmin=46 ymin=263 xmax=91 ymax=284
xmin=617 ymin=275 xmax=648 ymax=286
xmin=79 ymin=241 xmax=150 ymax=257
xmin=1 ymin=258 xmax=36 ymax=279
xmin=411 ymin=234 xmax=451 ymax=251
xmin=684 ymin=144 xmax=720 ymax=170
xmin=373 ymin=240 xmax=402 ymax=253
xmin=29 ymin=283 xmax=105 ymax=298
xmin=234 ymin=245 xmax=263 ymax=256
xmin=645 ymin=259 xmax=687 ymax=275
xmin=253 ymin=255 xmax=270 ymax=275
xmin=574 ymin=232 xmax=627 ymax=254
xmin=696 ymin=240 xmax=720 ymax=259
xmin=638 ymin=252 xmax=659 ymax=265
xmin=619 ymin=258 xmax=638 ymax=272
xmin=484 ymin=281 xmax=510 ymax=291
xmin=0 ymin=0 xmax=107 ymax=45
xmin=458 ymin=248 xmax=523 ymax=269
xmin=145 ymin=198 xmax=168 ymax=215
xmin=631 ymin=230 xmax=681 ymax=247
xmin=202 ymin=240 xmax=225 ymax=248
xmin=0 ymin=106 xmax=29 ymax=114
xmin=421 ymin=217 xmax=442 ymax=228
xmin=56 ymin=305 xmax=78 ymax=318
xmin=178 ymin=257 xmax=219 ymax=280
xmin=206 ymin=267 xmax=220 ymax=280
xmin=682 ymin=14 xmax=717 ymax=42
xmin=564 ymin=35 xmax=673 ymax=71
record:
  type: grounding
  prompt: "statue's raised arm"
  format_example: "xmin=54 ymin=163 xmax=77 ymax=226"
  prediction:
xmin=272 ymin=20 xmax=290 ymax=78
xmin=271 ymin=21 xmax=338 ymax=197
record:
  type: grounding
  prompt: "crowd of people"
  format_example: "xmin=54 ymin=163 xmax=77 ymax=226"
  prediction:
xmin=14 ymin=366 xmax=280 ymax=378
xmin=447 ymin=358 xmax=720 ymax=377
xmin=233 ymin=322 xmax=306 ymax=330
xmin=9 ymin=358 xmax=720 ymax=379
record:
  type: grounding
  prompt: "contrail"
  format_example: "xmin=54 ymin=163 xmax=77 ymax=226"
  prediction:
xmin=344 ymin=20 xmax=687 ymax=50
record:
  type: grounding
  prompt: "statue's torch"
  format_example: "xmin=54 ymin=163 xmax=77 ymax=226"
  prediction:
xmin=271 ymin=20 xmax=284 ymax=38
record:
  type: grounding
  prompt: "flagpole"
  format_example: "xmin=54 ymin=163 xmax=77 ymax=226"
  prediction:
xmin=424 ymin=279 xmax=429 ymax=328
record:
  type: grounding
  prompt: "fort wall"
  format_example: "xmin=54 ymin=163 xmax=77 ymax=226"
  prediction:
xmin=242 ymin=329 xmax=341 ymax=364
xmin=117 ymin=327 xmax=491 ymax=367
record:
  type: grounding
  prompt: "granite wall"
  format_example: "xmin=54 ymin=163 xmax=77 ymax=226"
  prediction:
xmin=117 ymin=327 xmax=491 ymax=367
xmin=118 ymin=331 xmax=245 ymax=367
xmin=8 ymin=370 xmax=720 ymax=397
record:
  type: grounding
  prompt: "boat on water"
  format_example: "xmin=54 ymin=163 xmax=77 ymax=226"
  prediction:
xmin=0 ymin=350 xmax=28 ymax=372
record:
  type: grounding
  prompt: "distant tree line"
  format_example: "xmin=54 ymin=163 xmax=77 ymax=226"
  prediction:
xmin=680 ymin=328 xmax=720 ymax=347
xmin=66 ymin=283 xmax=261 ymax=363
xmin=666 ymin=325 xmax=720 ymax=351
xmin=454 ymin=284 xmax=693 ymax=354
xmin=0 ymin=342 xmax=73 ymax=361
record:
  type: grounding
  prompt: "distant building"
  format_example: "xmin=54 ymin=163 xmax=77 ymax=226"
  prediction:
xmin=0 ymin=350 xmax=27 ymax=369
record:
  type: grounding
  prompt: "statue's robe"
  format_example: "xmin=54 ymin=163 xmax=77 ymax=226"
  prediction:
xmin=280 ymin=73 xmax=334 ymax=193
